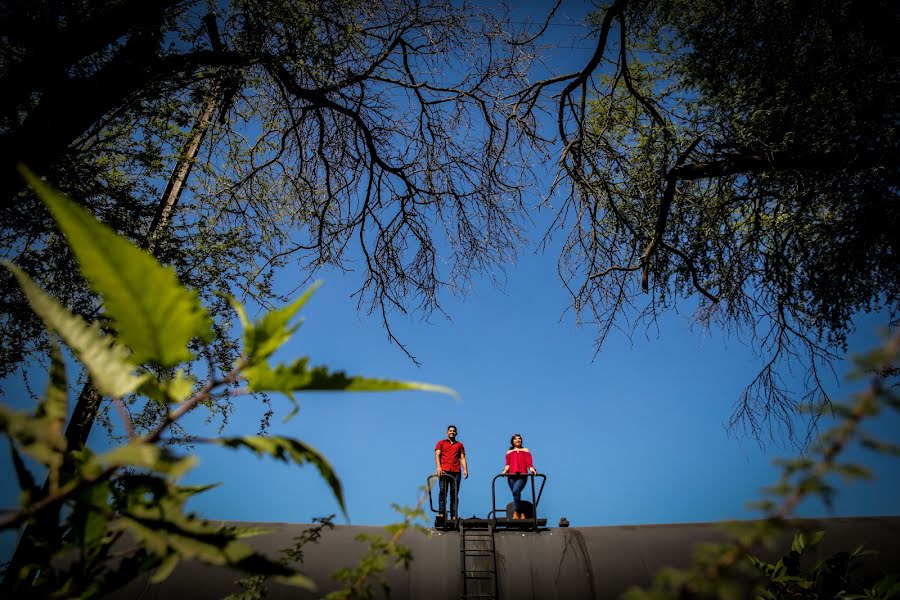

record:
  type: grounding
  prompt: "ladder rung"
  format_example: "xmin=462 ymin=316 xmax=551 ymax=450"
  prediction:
xmin=464 ymin=551 xmax=495 ymax=556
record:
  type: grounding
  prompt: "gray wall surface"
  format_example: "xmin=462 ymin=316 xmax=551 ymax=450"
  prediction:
xmin=108 ymin=516 xmax=900 ymax=599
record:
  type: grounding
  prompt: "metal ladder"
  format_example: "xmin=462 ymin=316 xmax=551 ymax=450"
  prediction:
xmin=459 ymin=521 xmax=499 ymax=600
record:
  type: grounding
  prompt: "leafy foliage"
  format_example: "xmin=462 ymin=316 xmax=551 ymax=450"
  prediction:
xmin=516 ymin=0 xmax=898 ymax=442
xmin=215 ymin=436 xmax=345 ymax=516
xmin=224 ymin=514 xmax=336 ymax=600
xmin=2 ymin=262 xmax=147 ymax=398
xmin=0 ymin=181 xmax=454 ymax=597
xmin=747 ymin=530 xmax=897 ymax=600
xmin=623 ymin=334 xmax=900 ymax=599
xmin=220 ymin=497 xmax=429 ymax=600
xmin=1 ymin=0 xmax=546 ymax=388
xmin=324 ymin=501 xmax=429 ymax=600
xmin=20 ymin=168 xmax=213 ymax=367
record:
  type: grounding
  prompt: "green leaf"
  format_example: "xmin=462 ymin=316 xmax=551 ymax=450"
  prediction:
xmin=214 ymin=436 xmax=345 ymax=517
xmin=140 ymin=370 xmax=196 ymax=405
xmin=3 ymin=262 xmax=147 ymax=397
xmin=110 ymin=513 xmax=313 ymax=589
xmin=39 ymin=339 xmax=68 ymax=491
xmin=150 ymin=554 xmax=179 ymax=583
xmin=833 ymin=462 xmax=874 ymax=483
xmin=38 ymin=338 xmax=68 ymax=424
xmin=807 ymin=530 xmax=826 ymax=548
xmin=21 ymin=167 xmax=213 ymax=367
xmin=8 ymin=440 xmax=39 ymax=503
xmin=82 ymin=481 xmax=112 ymax=548
xmin=859 ymin=434 xmax=900 ymax=457
xmin=245 ymin=358 xmax=457 ymax=397
xmin=96 ymin=443 xmax=197 ymax=478
xmin=237 ymin=283 xmax=320 ymax=365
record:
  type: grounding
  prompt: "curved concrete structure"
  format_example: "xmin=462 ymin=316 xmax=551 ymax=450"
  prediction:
xmin=110 ymin=516 xmax=900 ymax=599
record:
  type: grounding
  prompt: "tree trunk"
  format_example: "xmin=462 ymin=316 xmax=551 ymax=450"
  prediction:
xmin=145 ymin=92 xmax=221 ymax=252
xmin=0 ymin=88 xmax=223 ymax=592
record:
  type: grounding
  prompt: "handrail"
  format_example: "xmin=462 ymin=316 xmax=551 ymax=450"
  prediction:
xmin=490 ymin=473 xmax=547 ymax=527
xmin=426 ymin=473 xmax=460 ymax=515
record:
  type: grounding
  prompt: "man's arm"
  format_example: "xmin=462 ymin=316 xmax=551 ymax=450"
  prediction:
xmin=435 ymin=447 xmax=442 ymax=475
xmin=461 ymin=452 xmax=468 ymax=479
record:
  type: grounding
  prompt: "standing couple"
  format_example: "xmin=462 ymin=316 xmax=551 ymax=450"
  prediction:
xmin=434 ymin=425 xmax=538 ymax=521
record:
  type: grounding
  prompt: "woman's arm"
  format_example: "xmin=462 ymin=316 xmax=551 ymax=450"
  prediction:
xmin=525 ymin=449 xmax=537 ymax=474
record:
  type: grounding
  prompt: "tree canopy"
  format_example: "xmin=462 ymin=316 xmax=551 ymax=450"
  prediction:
xmin=1 ymin=0 xmax=896 ymax=442
xmin=514 ymin=0 xmax=898 ymax=440
xmin=1 ymin=0 xmax=544 ymax=386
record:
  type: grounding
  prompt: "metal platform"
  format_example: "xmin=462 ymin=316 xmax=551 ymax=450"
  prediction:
xmin=434 ymin=517 xmax=548 ymax=531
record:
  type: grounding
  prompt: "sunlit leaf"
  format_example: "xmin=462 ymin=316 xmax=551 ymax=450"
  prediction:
xmin=97 ymin=443 xmax=197 ymax=478
xmin=235 ymin=283 xmax=320 ymax=365
xmin=150 ymin=554 xmax=179 ymax=583
xmin=3 ymin=262 xmax=147 ymax=397
xmin=245 ymin=358 xmax=456 ymax=397
xmin=38 ymin=338 xmax=68 ymax=424
xmin=21 ymin=167 xmax=213 ymax=367
xmin=140 ymin=370 xmax=196 ymax=405
xmin=214 ymin=436 xmax=345 ymax=516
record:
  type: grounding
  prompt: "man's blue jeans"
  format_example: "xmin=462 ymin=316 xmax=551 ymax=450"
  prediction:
xmin=508 ymin=475 xmax=528 ymax=512
xmin=438 ymin=472 xmax=461 ymax=517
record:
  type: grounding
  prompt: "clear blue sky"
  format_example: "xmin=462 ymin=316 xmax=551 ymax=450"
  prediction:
xmin=160 ymin=245 xmax=897 ymax=529
xmin=2 ymin=0 xmax=898 ymax=565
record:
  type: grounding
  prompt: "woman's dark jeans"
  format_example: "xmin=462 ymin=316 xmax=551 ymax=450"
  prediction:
xmin=507 ymin=475 xmax=528 ymax=511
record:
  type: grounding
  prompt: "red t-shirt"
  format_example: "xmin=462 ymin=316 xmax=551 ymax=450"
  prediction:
xmin=505 ymin=449 xmax=534 ymax=474
xmin=436 ymin=439 xmax=465 ymax=471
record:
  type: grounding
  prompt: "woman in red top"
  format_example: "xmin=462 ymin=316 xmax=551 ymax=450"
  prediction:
xmin=501 ymin=433 xmax=537 ymax=520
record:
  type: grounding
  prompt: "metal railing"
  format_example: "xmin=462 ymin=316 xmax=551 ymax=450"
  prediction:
xmin=490 ymin=473 xmax=546 ymax=529
xmin=426 ymin=473 xmax=461 ymax=519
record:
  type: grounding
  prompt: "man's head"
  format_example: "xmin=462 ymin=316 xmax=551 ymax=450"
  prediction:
xmin=446 ymin=425 xmax=457 ymax=440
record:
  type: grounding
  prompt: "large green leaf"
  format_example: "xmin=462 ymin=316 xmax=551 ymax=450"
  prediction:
xmin=109 ymin=483 xmax=314 ymax=589
xmin=38 ymin=339 xmax=68 ymax=490
xmin=232 ymin=284 xmax=320 ymax=366
xmin=3 ymin=262 xmax=146 ymax=397
xmin=246 ymin=358 xmax=457 ymax=396
xmin=214 ymin=436 xmax=346 ymax=517
xmin=96 ymin=442 xmax=197 ymax=478
xmin=21 ymin=167 xmax=213 ymax=367
xmin=37 ymin=338 xmax=68 ymax=424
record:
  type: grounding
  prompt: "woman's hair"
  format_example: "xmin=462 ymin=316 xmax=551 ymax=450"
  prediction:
xmin=509 ymin=433 xmax=523 ymax=450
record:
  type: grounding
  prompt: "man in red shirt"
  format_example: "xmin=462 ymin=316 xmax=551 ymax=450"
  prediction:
xmin=434 ymin=425 xmax=468 ymax=520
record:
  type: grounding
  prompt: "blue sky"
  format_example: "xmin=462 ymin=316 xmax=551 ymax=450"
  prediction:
xmin=155 ymin=235 xmax=897 ymax=529
xmin=2 ymin=0 xmax=898 ymax=565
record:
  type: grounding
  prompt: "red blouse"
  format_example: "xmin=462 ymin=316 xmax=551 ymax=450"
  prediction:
xmin=505 ymin=449 xmax=534 ymax=474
